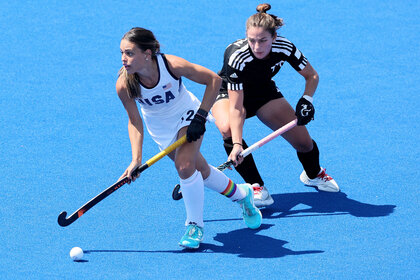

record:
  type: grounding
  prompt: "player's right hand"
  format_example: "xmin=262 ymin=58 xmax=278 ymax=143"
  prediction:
xmin=228 ymin=144 xmax=244 ymax=167
xmin=119 ymin=161 xmax=141 ymax=183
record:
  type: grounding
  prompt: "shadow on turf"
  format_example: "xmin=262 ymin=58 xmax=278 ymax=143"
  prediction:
xmin=195 ymin=224 xmax=324 ymax=258
xmin=85 ymin=224 xmax=324 ymax=259
xmin=261 ymin=191 xmax=396 ymax=219
xmin=84 ymin=192 xmax=394 ymax=259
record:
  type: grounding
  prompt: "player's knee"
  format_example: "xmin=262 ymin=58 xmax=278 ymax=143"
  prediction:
xmin=216 ymin=121 xmax=231 ymax=138
xmin=175 ymin=160 xmax=196 ymax=179
xmin=295 ymin=139 xmax=314 ymax=153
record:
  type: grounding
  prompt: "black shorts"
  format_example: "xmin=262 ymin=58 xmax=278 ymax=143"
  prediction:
xmin=216 ymin=80 xmax=284 ymax=118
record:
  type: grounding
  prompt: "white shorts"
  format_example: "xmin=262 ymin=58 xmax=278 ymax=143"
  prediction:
xmin=141 ymin=92 xmax=214 ymax=150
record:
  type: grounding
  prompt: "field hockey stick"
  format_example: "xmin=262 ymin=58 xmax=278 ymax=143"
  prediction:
xmin=172 ymin=119 xmax=298 ymax=200
xmin=58 ymin=135 xmax=187 ymax=227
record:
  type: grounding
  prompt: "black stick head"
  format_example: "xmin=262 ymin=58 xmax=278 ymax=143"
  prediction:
xmin=57 ymin=211 xmax=72 ymax=227
xmin=172 ymin=184 xmax=183 ymax=200
xmin=217 ymin=160 xmax=233 ymax=171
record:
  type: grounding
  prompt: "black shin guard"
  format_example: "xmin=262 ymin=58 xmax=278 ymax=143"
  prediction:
xmin=297 ymin=140 xmax=321 ymax=179
xmin=223 ymin=137 xmax=264 ymax=186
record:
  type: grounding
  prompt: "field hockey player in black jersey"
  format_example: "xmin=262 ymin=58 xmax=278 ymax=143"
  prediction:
xmin=213 ymin=3 xmax=339 ymax=202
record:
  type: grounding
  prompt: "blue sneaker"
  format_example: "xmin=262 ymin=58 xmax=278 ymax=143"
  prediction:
xmin=179 ymin=223 xmax=203 ymax=249
xmin=237 ymin=184 xmax=262 ymax=229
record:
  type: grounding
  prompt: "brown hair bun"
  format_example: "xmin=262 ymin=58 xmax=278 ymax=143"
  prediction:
xmin=256 ymin=3 xmax=271 ymax=13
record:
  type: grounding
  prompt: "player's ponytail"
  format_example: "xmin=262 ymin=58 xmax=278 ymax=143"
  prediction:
xmin=118 ymin=67 xmax=141 ymax=99
xmin=118 ymin=27 xmax=161 ymax=99
xmin=247 ymin=3 xmax=284 ymax=37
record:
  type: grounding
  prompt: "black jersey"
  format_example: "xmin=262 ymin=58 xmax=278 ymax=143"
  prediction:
xmin=219 ymin=36 xmax=308 ymax=91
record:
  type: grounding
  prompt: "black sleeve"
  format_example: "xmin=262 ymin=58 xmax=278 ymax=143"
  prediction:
xmin=223 ymin=42 xmax=244 ymax=91
xmin=282 ymin=37 xmax=309 ymax=72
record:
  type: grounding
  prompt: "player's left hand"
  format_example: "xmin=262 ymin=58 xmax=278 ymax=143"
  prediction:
xmin=295 ymin=96 xmax=315 ymax=125
xmin=186 ymin=109 xmax=207 ymax=142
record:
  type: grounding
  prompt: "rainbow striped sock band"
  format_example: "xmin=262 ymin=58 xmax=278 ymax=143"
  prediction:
xmin=221 ymin=180 xmax=237 ymax=198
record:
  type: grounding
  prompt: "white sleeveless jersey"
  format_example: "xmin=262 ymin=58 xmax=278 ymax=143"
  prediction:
xmin=135 ymin=54 xmax=201 ymax=149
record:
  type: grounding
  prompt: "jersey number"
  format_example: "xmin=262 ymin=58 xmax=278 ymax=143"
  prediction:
xmin=186 ymin=110 xmax=194 ymax=121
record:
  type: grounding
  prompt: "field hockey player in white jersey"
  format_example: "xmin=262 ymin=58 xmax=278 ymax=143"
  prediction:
xmin=216 ymin=3 xmax=339 ymax=198
xmin=117 ymin=27 xmax=262 ymax=249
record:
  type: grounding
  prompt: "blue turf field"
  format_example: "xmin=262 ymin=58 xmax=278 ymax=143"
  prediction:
xmin=0 ymin=1 xmax=419 ymax=279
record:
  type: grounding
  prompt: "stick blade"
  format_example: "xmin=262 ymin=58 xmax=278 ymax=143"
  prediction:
xmin=172 ymin=184 xmax=182 ymax=200
xmin=57 ymin=211 xmax=72 ymax=227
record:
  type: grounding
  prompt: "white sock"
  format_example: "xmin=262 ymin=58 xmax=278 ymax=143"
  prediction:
xmin=179 ymin=170 xmax=204 ymax=228
xmin=203 ymin=165 xmax=246 ymax=202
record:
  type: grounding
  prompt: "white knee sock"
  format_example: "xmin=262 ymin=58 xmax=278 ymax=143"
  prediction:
xmin=203 ymin=165 xmax=246 ymax=202
xmin=179 ymin=170 xmax=204 ymax=228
